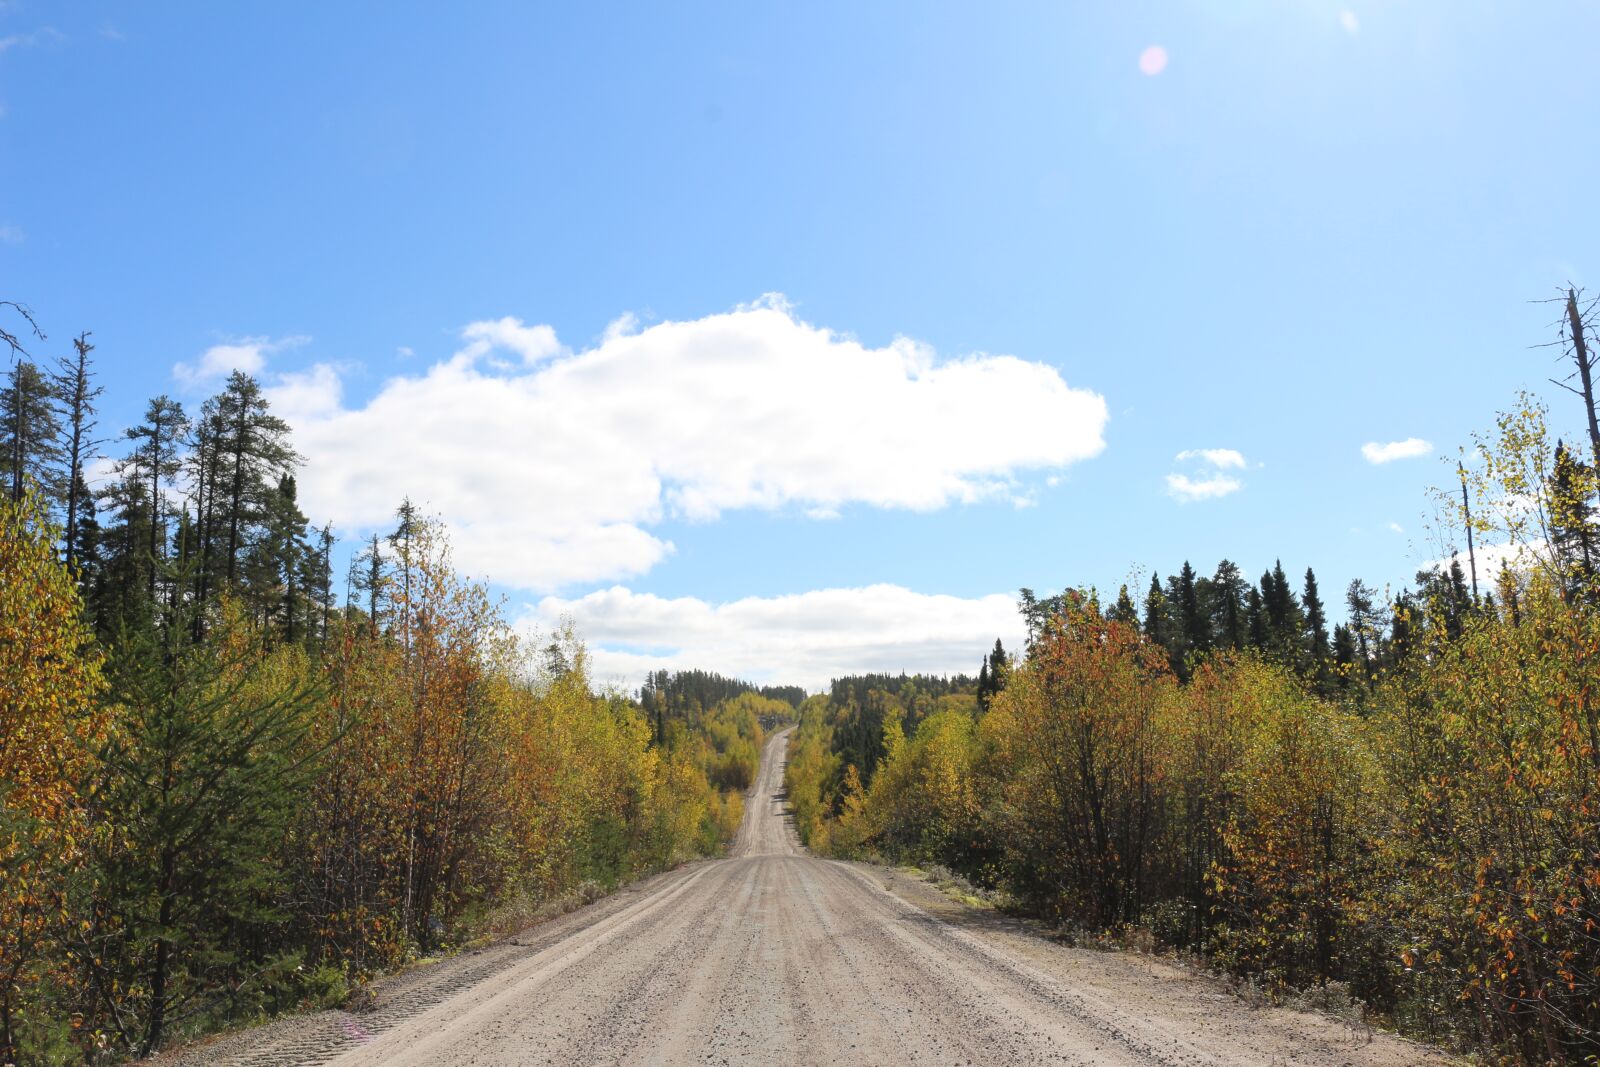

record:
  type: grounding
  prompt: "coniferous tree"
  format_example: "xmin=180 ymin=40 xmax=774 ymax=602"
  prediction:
xmin=67 ymin=464 xmax=103 ymax=591
xmin=312 ymin=523 xmax=335 ymax=649
xmin=53 ymin=333 xmax=103 ymax=565
xmin=1108 ymin=583 xmax=1140 ymax=626
xmin=350 ymin=532 xmax=387 ymax=631
xmin=87 ymin=611 xmax=321 ymax=1055
xmin=1549 ymin=440 xmax=1597 ymax=584
xmin=1246 ymin=585 xmax=1268 ymax=650
xmin=1 ymin=359 xmax=65 ymax=507
xmin=1345 ymin=580 xmax=1381 ymax=683
xmin=121 ymin=396 xmax=188 ymax=602
xmin=1331 ymin=623 xmax=1357 ymax=690
xmin=1176 ymin=562 xmax=1209 ymax=661
xmin=95 ymin=468 xmax=155 ymax=630
xmin=1302 ymin=567 xmax=1331 ymax=692
xmin=1209 ymin=559 xmax=1247 ymax=650
xmin=245 ymin=474 xmax=311 ymax=641
xmin=212 ymin=372 xmax=298 ymax=590
xmin=987 ymin=638 xmax=1009 ymax=693
xmin=1143 ymin=575 xmax=1173 ymax=652
xmin=1259 ymin=561 xmax=1304 ymax=662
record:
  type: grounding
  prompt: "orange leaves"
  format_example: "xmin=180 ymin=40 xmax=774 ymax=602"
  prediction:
xmin=0 ymin=490 xmax=107 ymax=1058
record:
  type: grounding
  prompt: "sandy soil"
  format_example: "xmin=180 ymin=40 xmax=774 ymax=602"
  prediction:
xmin=154 ymin=729 xmax=1458 ymax=1066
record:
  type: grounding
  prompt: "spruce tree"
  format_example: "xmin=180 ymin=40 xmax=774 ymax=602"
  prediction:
xmin=53 ymin=333 xmax=104 ymax=567
xmin=1143 ymin=574 xmax=1173 ymax=651
xmin=121 ymin=396 xmax=188 ymax=602
xmin=1209 ymin=559 xmax=1247 ymax=650
xmin=1550 ymin=440 xmax=1596 ymax=584
xmin=1176 ymin=561 xmax=1209 ymax=658
xmin=1246 ymin=585 xmax=1268 ymax=650
xmin=1331 ymin=623 xmax=1357 ymax=690
xmin=1109 ymin=583 xmax=1140 ymax=626
xmin=212 ymin=372 xmax=298 ymax=589
xmin=89 ymin=612 xmax=321 ymax=1055
xmin=1302 ymin=567 xmax=1331 ymax=691
xmin=1 ymin=359 xmax=65 ymax=507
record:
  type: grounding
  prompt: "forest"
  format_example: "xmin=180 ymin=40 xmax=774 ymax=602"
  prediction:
xmin=0 ymin=302 xmax=792 ymax=1064
xmin=784 ymin=298 xmax=1600 ymax=1064
xmin=11 ymin=289 xmax=1600 ymax=1065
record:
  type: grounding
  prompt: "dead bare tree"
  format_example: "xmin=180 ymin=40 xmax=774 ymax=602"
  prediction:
xmin=0 ymin=300 xmax=43 ymax=361
xmin=1544 ymin=286 xmax=1600 ymax=467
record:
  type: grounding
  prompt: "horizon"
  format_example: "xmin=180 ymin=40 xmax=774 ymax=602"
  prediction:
xmin=4 ymin=1 xmax=1595 ymax=689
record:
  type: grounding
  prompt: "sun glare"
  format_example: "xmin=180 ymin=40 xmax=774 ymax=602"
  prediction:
xmin=1138 ymin=44 xmax=1168 ymax=76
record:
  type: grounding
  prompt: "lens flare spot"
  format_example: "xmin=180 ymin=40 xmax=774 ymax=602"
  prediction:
xmin=1139 ymin=45 xmax=1168 ymax=76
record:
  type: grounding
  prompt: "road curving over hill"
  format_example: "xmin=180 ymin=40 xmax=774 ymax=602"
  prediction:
xmin=165 ymin=728 xmax=1455 ymax=1066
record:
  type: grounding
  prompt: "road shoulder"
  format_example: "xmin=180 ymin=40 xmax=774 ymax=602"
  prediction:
xmin=848 ymin=859 xmax=1465 ymax=1067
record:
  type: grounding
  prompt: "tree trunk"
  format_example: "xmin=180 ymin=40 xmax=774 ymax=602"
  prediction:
xmin=1568 ymin=289 xmax=1600 ymax=469
xmin=226 ymin=408 xmax=247 ymax=586
xmin=142 ymin=850 xmax=177 ymax=1056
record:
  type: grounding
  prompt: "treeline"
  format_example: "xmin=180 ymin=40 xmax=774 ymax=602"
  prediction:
xmin=639 ymin=669 xmax=802 ymax=742
xmin=787 ymin=298 xmax=1600 ymax=1064
xmin=1066 ymin=555 xmax=1446 ymax=698
xmin=0 ymin=306 xmax=778 ymax=1065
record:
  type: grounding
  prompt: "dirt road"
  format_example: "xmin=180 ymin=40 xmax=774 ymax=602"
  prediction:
xmin=169 ymin=729 xmax=1454 ymax=1066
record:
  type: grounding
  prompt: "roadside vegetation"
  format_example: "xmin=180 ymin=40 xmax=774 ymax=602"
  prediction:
xmin=0 ymin=304 xmax=795 ymax=1065
xmin=787 ymin=297 xmax=1600 ymax=1064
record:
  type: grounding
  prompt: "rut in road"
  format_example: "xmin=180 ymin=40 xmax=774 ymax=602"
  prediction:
xmin=165 ymin=729 xmax=1456 ymax=1067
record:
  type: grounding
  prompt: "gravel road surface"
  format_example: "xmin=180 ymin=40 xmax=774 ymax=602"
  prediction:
xmin=158 ymin=728 xmax=1455 ymax=1066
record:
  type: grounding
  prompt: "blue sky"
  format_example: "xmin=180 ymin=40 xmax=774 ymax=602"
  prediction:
xmin=2 ymin=2 xmax=1596 ymax=686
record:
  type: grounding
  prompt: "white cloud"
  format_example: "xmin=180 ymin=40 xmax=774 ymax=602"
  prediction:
xmin=1175 ymin=447 xmax=1246 ymax=470
xmin=1166 ymin=472 xmax=1243 ymax=502
xmin=601 ymin=311 xmax=641 ymax=344
xmin=1362 ymin=437 xmax=1432 ymax=464
xmin=1387 ymin=521 xmax=1405 ymax=534
xmin=458 ymin=317 xmax=562 ymax=367
xmin=0 ymin=27 xmax=61 ymax=53
xmin=526 ymin=584 xmax=1024 ymax=691
xmin=0 ymin=223 xmax=22 ymax=244
xmin=1167 ymin=446 xmax=1247 ymax=501
xmin=1339 ymin=9 xmax=1360 ymax=35
xmin=173 ymin=334 xmax=309 ymax=390
xmin=285 ymin=297 xmax=1110 ymax=590
xmin=265 ymin=363 xmax=344 ymax=422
